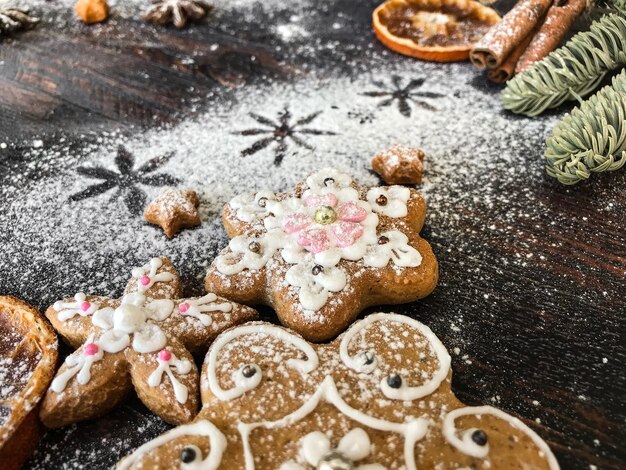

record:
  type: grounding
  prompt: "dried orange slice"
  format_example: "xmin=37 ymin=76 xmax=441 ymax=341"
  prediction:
xmin=373 ymin=0 xmax=500 ymax=62
xmin=0 ymin=297 xmax=57 ymax=470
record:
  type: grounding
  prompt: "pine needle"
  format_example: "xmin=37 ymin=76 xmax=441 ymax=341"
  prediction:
xmin=545 ymin=69 xmax=626 ymax=184
xmin=502 ymin=9 xmax=626 ymax=117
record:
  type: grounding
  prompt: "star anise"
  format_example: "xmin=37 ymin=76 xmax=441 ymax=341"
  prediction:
xmin=0 ymin=9 xmax=39 ymax=36
xmin=144 ymin=0 xmax=213 ymax=29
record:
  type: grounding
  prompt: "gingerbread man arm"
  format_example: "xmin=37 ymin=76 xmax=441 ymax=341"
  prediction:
xmin=126 ymin=338 xmax=199 ymax=425
xmin=163 ymin=296 xmax=258 ymax=353
xmin=46 ymin=295 xmax=118 ymax=348
xmin=40 ymin=345 xmax=130 ymax=428
xmin=124 ymin=257 xmax=182 ymax=299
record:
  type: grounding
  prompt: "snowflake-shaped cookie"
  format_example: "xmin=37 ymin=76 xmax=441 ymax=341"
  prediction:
xmin=205 ymin=168 xmax=438 ymax=341
xmin=118 ymin=313 xmax=559 ymax=469
xmin=40 ymin=257 xmax=257 ymax=428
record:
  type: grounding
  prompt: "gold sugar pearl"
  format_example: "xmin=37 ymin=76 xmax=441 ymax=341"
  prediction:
xmin=314 ymin=206 xmax=337 ymax=225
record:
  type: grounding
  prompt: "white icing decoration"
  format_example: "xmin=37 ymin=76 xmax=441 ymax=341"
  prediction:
xmin=117 ymin=420 xmax=227 ymax=470
xmin=147 ymin=350 xmax=193 ymax=403
xmin=215 ymin=168 xmax=416 ymax=311
xmin=92 ymin=307 xmax=114 ymax=330
xmin=179 ymin=293 xmax=232 ymax=326
xmin=285 ymin=259 xmax=347 ymax=311
xmin=282 ymin=428 xmax=384 ymax=469
xmin=305 ymin=167 xmax=353 ymax=193
xmin=339 ymin=314 xmax=451 ymax=401
xmin=50 ymin=335 xmax=104 ymax=393
xmin=366 ymin=186 xmax=411 ymax=218
xmin=239 ymin=376 xmax=427 ymax=470
xmin=94 ymin=294 xmax=172 ymax=355
xmin=229 ymin=190 xmax=276 ymax=222
xmin=363 ymin=231 xmax=422 ymax=268
xmin=215 ymin=232 xmax=281 ymax=275
xmin=98 ymin=329 xmax=131 ymax=353
xmin=207 ymin=324 xmax=318 ymax=401
xmin=442 ymin=406 xmax=560 ymax=470
xmin=53 ymin=292 xmax=98 ymax=321
xmin=133 ymin=323 xmax=168 ymax=353
xmin=131 ymin=258 xmax=175 ymax=292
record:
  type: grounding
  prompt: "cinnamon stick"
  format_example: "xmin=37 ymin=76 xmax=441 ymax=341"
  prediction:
xmin=470 ymin=0 xmax=553 ymax=70
xmin=515 ymin=0 xmax=587 ymax=74
xmin=487 ymin=32 xmax=534 ymax=83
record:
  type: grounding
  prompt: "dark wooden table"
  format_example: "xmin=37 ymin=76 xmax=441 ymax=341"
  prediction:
xmin=1 ymin=1 xmax=624 ymax=469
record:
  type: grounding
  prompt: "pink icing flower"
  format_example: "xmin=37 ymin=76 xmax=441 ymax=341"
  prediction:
xmin=282 ymin=195 xmax=368 ymax=254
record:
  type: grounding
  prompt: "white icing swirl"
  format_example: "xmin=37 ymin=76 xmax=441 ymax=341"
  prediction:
xmin=117 ymin=420 xmax=227 ymax=470
xmin=366 ymin=186 xmax=411 ymax=218
xmin=339 ymin=313 xmax=450 ymax=401
xmin=285 ymin=258 xmax=347 ymax=311
xmin=206 ymin=324 xmax=319 ymax=401
xmin=363 ymin=231 xmax=422 ymax=268
xmin=53 ymin=292 xmax=98 ymax=321
xmin=229 ymin=190 xmax=276 ymax=223
xmin=442 ymin=406 xmax=560 ymax=469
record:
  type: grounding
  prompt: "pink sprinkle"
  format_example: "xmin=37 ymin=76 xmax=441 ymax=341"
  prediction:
xmin=304 ymin=193 xmax=337 ymax=208
xmin=179 ymin=302 xmax=190 ymax=313
xmin=140 ymin=275 xmax=151 ymax=286
xmin=283 ymin=213 xmax=310 ymax=234
xmin=84 ymin=343 xmax=99 ymax=356
xmin=336 ymin=201 xmax=367 ymax=222
xmin=158 ymin=349 xmax=172 ymax=362
xmin=298 ymin=228 xmax=332 ymax=253
xmin=80 ymin=301 xmax=91 ymax=312
xmin=331 ymin=221 xmax=364 ymax=247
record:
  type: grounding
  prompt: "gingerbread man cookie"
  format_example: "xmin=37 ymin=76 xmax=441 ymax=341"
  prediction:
xmin=205 ymin=168 xmax=438 ymax=341
xmin=118 ymin=313 xmax=559 ymax=469
xmin=40 ymin=257 xmax=257 ymax=428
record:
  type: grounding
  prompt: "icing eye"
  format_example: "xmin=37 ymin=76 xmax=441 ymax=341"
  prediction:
xmin=323 ymin=177 xmax=335 ymax=186
xmin=386 ymin=373 xmax=402 ymax=389
xmin=257 ymin=197 xmax=268 ymax=208
xmin=232 ymin=364 xmax=262 ymax=393
xmin=471 ymin=429 xmax=488 ymax=446
xmin=180 ymin=445 xmax=199 ymax=463
xmin=311 ymin=265 xmax=324 ymax=275
xmin=361 ymin=351 xmax=375 ymax=366
xmin=242 ymin=364 xmax=257 ymax=378
xmin=377 ymin=235 xmax=390 ymax=245
xmin=248 ymin=241 xmax=261 ymax=253
xmin=376 ymin=194 xmax=388 ymax=206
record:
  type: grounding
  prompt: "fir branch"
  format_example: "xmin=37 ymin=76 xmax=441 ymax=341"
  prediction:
xmin=502 ymin=11 xmax=626 ymax=116
xmin=545 ymin=70 xmax=626 ymax=185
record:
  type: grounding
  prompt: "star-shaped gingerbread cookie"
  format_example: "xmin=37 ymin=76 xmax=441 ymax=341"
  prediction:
xmin=204 ymin=168 xmax=438 ymax=341
xmin=118 ymin=313 xmax=559 ymax=469
xmin=144 ymin=188 xmax=201 ymax=238
xmin=40 ymin=257 xmax=257 ymax=428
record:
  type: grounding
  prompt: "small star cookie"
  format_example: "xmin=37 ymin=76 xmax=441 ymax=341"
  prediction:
xmin=372 ymin=145 xmax=425 ymax=185
xmin=144 ymin=188 xmax=201 ymax=238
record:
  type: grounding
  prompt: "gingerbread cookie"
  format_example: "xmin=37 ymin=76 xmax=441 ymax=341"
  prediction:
xmin=205 ymin=168 xmax=438 ymax=342
xmin=372 ymin=144 xmax=425 ymax=185
xmin=0 ymin=297 xmax=58 ymax=470
xmin=144 ymin=188 xmax=201 ymax=238
xmin=40 ymin=257 xmax=257 ymax=428
xmin=118 ymin=313 xmax=559 ymax=469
